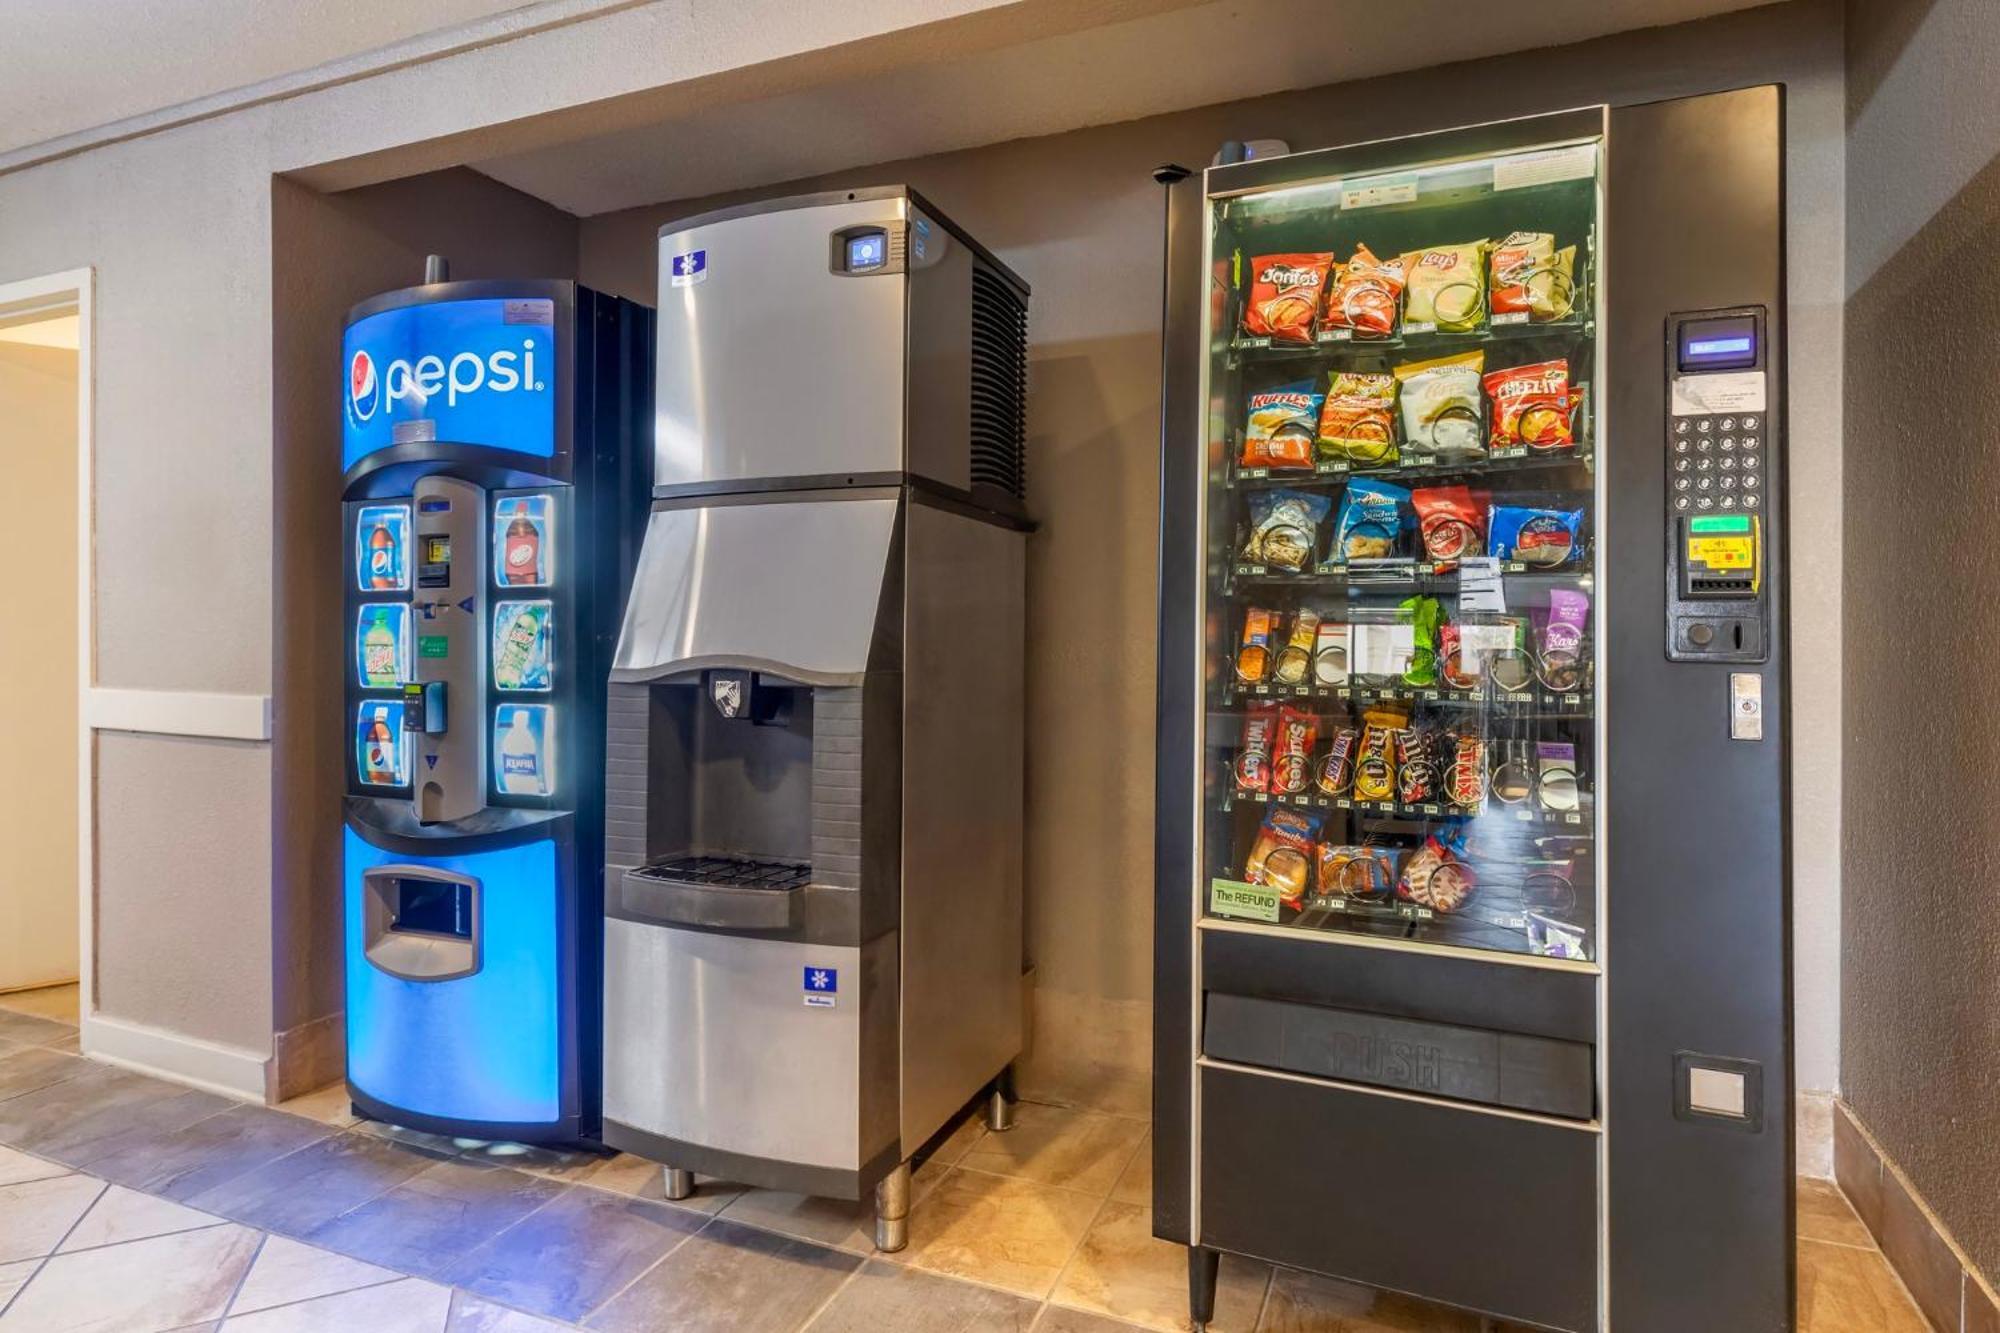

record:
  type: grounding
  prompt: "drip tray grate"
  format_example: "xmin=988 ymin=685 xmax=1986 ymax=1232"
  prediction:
xmin=633 ymin=856 xmax=812 ymax=892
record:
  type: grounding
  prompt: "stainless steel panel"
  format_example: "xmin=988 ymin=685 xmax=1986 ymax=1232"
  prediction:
xmin=604 ymin=917 xmax=897 ymax=1171
xmin=611 ymin=496 xmax=898 ymax=684
xmin=657 ymin=197 xmax=908 ymax=487
xmin=904 ymin=204 xmax=972 ymax=493
xmin=898 ymin=501 xmax=1025 ymax=1149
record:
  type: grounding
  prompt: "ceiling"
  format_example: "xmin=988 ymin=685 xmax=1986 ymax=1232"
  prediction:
xmin=473 ymin=0 xmax=1781 ymax=217
xmin=0 ymin=0 xmax=549 ymax=155
xmin=0 ymin=312 xmax=79 ymax=349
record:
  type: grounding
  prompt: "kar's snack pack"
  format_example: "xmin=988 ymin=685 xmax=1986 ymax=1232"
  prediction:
xmin=1234 ymin=702 xmax=1278 ymax=791
xmin=1489 ymin=504 xmax=1585 ymax=567
xmin=1535 ymin=588 xmax=1591 ymax=691
xmin=1491 ymin=231 xmax=1578 ymax=323
xmin=1317 ymin=843 xmax=1396 ymax=901
xmin=1242 ymin=381 xmax=1324 ymax=469
xmin=1322 ymin=244 xmax=1406 ymax=338
xmin=1483 ymin=359 xmax=1573 ymax=451
xmin=1272 ymin=608 xmax=1320 ymax=686
xmin=1394 ymin=351 xmax=1484 ymax=458
xmin=1316 ymin=372 xmax=1398 ymax=465
xmin=1401 ymin=240 xmax=1489 ymax=331
xmin=1398 ymin=824 xmax=1476 ymax=913
xmin=1271 ymin=705 xmax=1319 ymax=795
xmin=1411 ymin=485 xmax=1484 ymax=564
xmin=1244 ymin=253 xmax=1334 ymax=344
xmin=1245 ymin=805 xmax=1323 ymax=907
xmin=1235 ymin=607 xmax=1277 ymax=683
xmin=1242 ymin=489 xmax=1330 ymax=572
xmin=1333 ymin=477 xmax=1410 ymax=564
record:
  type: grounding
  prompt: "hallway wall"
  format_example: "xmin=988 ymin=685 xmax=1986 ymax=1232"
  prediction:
xmin=0 ymin=339 xmax=80 ymax=992
xmin=1842 ymin=0 xmax=2000 ymax=1287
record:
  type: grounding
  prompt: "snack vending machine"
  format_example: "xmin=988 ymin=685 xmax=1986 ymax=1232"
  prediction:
xmin=341 ymin=271 xmax=652 ymax=1144
xmin=1154 ymin=93 xmax=1790 ymax=1330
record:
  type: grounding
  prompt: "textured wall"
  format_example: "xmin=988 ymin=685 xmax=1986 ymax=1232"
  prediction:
xmin=1842 ymin=0 xmax=2000 ymax=1282
xmin=581 ymin=0 xmax=1847 ymax=1111
xmin=0 ymin=344 xmax=80 ymax=991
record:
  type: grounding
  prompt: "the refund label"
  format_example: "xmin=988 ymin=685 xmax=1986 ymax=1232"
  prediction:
xmin=1210 ymin=878 xmax=1281 ymax=923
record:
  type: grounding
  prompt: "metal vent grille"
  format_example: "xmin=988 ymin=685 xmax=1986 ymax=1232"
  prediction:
xmin=969 ymin=263 xmax=1028 ymax=500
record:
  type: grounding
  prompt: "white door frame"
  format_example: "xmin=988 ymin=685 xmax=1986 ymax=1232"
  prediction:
xmin=0 ymin=267 xmax=93 ymax=1014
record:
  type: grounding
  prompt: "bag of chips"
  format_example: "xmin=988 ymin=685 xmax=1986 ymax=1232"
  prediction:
xmin=1235 ymin=607 xmax=1276 ymax=683
xmin=1271 ymin=705 xmax=1319 ymax=795
xmin=1399 ymin=595 xmax=1442 ymax=688
xmin=1398 ymin=824 xmax=1476 ymax=913
xmin=1272 ymin=608 xmax=1319 ymax=686
xmin=1242 ymin=381 xmax=1324 ymax=470
xmin=1401 ymin=240 xmax=1488 ymax=332
xmin=1245 ymin=805 xmax=1322 ymax=907
xmin=1234 ymin=702 xmax=1278 ymax=792
xmin=1411 ymin=485 xmax=1484 ymax=564
xmin=1491 ymin=231 xmax=1578 ymax=323
xmin=1322 ymin=244 xmax=1406 ymax=338
xmin=1394 ymin=351 xmax=1484 ymax=459
xmin=1483 ymin=360 xmax=1573 ymax=451
xmin=1315 ymin=371 xmax=1398 ymax=465
xmin=1489 ymin=505 xmax=1585 ymax=567
xmin=1242 ymin=489 xmax=1330 ymax=573
xmin=1332 ymin=477 xmax=1410 ymax=564
xmin=1243 ymin=253 xmax=1334 ymax=345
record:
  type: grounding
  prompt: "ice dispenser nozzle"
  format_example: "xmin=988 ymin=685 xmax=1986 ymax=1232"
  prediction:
xmin=705 ymin=669 xmax=791 ymax=725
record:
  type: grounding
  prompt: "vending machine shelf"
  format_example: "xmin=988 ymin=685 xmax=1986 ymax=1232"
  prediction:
xmin=1225 ymin=445 xmax=1592 ymax=490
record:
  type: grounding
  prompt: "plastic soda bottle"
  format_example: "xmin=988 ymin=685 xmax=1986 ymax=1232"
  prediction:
xmin=362 ymin=610 xmax=397 ymax=686
xmin=500 ymin=709 xmax=542 ymax=794
xmin=503 ymin=503 xmax=542 ymax=585
xmin=364 ymin=705 xmax=397 ymax=783
xmin=366 ymin=519 xmax=398 ymax=588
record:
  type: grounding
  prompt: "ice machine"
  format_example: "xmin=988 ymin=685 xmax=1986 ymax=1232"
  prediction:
xmin=341 ymin=265 xmax=652 ymax=1144
xmin=603 ymin=188 xmax=1031 ymax=1249
xmin=1154 ymin=92 xmax=1791 ymax=1330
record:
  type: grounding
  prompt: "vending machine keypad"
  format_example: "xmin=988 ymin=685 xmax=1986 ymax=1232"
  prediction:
xmin=1665 ymin=308 xmax=1772 ymax=663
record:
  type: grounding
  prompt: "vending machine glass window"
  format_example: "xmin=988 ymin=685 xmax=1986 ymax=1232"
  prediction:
xmin=1198 ymin=139 xmax=1602 ymax=963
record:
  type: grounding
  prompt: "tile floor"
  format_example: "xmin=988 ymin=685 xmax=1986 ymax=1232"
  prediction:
xmin=0 ymin=986 xmax=1937 ymax=1331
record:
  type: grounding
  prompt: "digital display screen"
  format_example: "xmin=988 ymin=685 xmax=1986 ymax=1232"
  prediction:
xmin=1678 ymin=315 xmax=1760 ymax=371
xmin=846 ymin=233 xmax=886 ymax=271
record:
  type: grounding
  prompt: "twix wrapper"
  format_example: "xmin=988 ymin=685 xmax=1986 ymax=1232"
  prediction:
xmin=1448 ymin=735 xmax=1487 ymax=809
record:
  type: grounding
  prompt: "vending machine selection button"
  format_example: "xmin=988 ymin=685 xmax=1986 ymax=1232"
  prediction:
xmin=1675 ymin=439 xmax=1690 ymax=454
xmin=1744 ymin=494 xmax=1761 ymax=509
xmin=1741 ymin=415 xmax=1759 ymax=431
xmin=1744 ymin=474 xmax=1761 ymax=489
xmin=1696 ymin=497 xmax=1714 ymax=510
xmin=1675 ymin=496 xmax=1692 ymax=511
xmin=1675 ymin=458 xmax=1690 ymax=473
xmin=1675 ymin=421 xmax=1691 ymax=436
xmin=1697 ymin=419 xmax=1713 ymax=434
xmin=1674 ymin=478 xmax=1691 ymax=492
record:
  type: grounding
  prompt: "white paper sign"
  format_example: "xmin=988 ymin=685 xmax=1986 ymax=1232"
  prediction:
xmin=1351 ymin=623 xmax=1416 ymax=678
xmin=1456 ymin=557 xmax=1508 ymax=615
xmin=1493 ymin=144 xmax=1598 ymax=192
xmin=1340 ymin=174 xmax=1417 ymax=209
xmin=1671 ymin=372 xmax=1767 ymax=416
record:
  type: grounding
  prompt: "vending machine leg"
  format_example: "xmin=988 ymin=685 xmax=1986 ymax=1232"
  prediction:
xmin=986 ymin=1062 xmax=1019 ymax=1133
xmin=660 ymin=1167 xmax=694 ymax=1202
xmin=1189 ymin=1246 xmax=1220 ymax=1329
xmin=874 ymin=1161 xmax=912 ymax=1253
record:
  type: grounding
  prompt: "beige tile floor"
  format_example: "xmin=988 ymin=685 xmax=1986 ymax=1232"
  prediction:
xmin=0 ymin=984 xmax=1940 ymax=1331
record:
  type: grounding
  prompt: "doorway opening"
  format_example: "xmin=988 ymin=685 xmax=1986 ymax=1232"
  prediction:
xmin=0 ymin=271 xmax=88 ymax=1030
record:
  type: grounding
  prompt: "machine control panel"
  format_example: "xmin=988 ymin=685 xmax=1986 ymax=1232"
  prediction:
xmin=1665 ymin=307 xmax=1773 ymax=663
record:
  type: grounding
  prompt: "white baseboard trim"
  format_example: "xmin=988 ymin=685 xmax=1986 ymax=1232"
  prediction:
xmin=87 ymin=688 xmax=271 ymax=741
xmin=82 ymin=1013 xmax=269 ymax=1103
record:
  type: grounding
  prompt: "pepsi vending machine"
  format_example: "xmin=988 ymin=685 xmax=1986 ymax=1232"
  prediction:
xmin=341 ymin=270 xmax=651 ymax=1144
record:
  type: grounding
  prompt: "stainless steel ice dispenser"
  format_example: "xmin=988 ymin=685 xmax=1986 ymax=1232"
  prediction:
xmin=605 ymin=188 xmax=1030 ymax=1250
